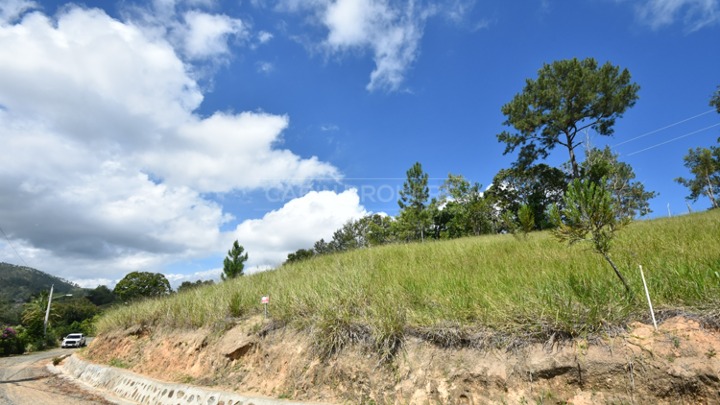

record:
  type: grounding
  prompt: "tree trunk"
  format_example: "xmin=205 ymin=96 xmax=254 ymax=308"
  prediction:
xmin=566 ymin=132 xmax=580 ymax=179
xmin=601 ymin=252 xmax=632 ymax=296
xmin=705 ymin=172 xmax=718 ymax=209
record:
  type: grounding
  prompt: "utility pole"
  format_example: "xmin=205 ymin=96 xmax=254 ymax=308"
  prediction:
xmin=44 ymin=284 xmax=54 ymax=337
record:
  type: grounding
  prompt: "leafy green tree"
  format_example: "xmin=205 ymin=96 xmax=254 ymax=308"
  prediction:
xmin=498 ymin=58 xmax=640 ymax=178
xmin=675 ymin=141 xmax=720 ymax=209
xmin=177 ymin=280 xmax=215 ymax=293
xmin=113 ymin=271 xmax=172 ymax=302
xmin=21 ymin=291 xmax=55 ymax=338
xmin=549 ymin=178 xmax=631 ymax=294
xmin=486 ymin=164 xmax=568 ymax=230
xmin=435 ymin=174 xmax=494 ymax=237
xmin=86 ymin=285 xmax=116 ymax=306
xmin=222 ymin=240 xmax=249 ymax=281
xmin=285 ymin=248 xmax=315 ymax=264
xmin=581 ymin=146 xmax=657 ymax=218
xmin=711 ymin=85 xmax=720 ymax=113
xmin=397 ymin=162 xmax=431 ymax=241
xmin=53 ymin=297 xmax=99 ymax=326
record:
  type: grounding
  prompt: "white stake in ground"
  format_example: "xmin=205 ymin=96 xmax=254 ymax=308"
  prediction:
xmin=639 ymin=265 xmax=657 ymax=331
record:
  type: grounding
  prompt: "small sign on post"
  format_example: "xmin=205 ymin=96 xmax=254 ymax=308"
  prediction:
xmin=261 ymin=295 xmax=270 ymax=319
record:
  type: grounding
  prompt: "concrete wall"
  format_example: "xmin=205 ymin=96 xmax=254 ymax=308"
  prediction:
xmin=59 ymin=355 xmax=324 ymax=405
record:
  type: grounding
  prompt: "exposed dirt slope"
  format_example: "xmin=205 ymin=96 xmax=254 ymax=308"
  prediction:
xmin=84 ymin=316 xmax=720 ymax=404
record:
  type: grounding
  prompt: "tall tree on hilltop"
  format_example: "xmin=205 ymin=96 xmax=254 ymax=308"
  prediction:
xmin=113 ymin=271 xmax=172 ymax=302
xmin=498 ymin=57 xmax=640 ymax=178
xmin=222 ymin=240 xmax=249 ymax=281
xmin=398 ymin=162 xmax=430 ymax=241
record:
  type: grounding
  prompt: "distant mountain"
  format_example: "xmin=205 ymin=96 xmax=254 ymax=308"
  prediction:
xmin=0 ymin=262 xmax=84 ymax=304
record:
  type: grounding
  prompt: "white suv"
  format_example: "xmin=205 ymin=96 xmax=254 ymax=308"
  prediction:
xmin=61 ymin=333 xmax=86 ymax=348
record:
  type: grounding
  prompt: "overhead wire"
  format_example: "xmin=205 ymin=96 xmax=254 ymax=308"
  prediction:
xmin=626 ymin=123 xmax=720 ymax=156
xmin=0 ymin=223 xmax=31 ymax=268
xmin=613 ymin=109 xmax=715 ymax=147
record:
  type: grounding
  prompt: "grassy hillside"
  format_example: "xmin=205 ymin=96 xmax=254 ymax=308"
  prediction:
xmin=96 ymin=210 xmax=720 ymax=356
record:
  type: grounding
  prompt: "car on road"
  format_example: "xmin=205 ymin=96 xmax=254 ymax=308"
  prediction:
xmin=61 ymin=333 xmax=86 ymax=348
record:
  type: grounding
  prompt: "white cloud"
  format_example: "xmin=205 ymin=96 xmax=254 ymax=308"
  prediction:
xmin=232 ymin=189 xmax=368 ymax=268
xmin=278 ymin=0 xmax=472 ymax=92
xmin=634 ymin=0 xmax=720 ymax=31
xmin=124 ymin=0 xmax=249 ymax=63
xmin=0 ymin=0 xmax=36 ymax=24
xmin=0 ymin=6 xmax=341 ymax=286
xmin=181 ymin=11 xmax=247 ymax=60
xmin=258 ymin=30 xmax=274 ymax=43
xmin=322 ymin=0 xmax=428 ymax=92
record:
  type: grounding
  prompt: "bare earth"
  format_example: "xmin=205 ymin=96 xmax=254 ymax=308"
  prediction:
xmin=83 ymin=316 xmax=720 ymax=404
xmin=0 ymin=347 xmax=115 ymax=405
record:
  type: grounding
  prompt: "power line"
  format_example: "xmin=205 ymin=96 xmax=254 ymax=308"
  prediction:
xmin=626 ymin=123 xmax=720 ymax=156
xmin=0 ymin=224 xmax=31 ymax=268
xmin=614 ymin=109 xmax=715 ymax=147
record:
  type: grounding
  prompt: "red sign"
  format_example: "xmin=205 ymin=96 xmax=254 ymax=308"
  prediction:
xmin=261 ymin=296 xmax=270 ymax=304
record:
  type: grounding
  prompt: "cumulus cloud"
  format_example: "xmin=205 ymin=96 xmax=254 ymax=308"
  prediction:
xmin=278 ymin=0 xmax=472 ymax=92
xmin=633 ymin=0 xmax=720 ymax=31
xmin=0 ymin=6 xmax=343 ymax=286
xmin=232 ymin=189 xmax=368 ymax=269
xmin=180 ymin=11 xmax=247 ymax=59
xmin=0 ymin=0 xmax=36 ymax=24
xmin=124 ymin=0 xmax=248 ymax=63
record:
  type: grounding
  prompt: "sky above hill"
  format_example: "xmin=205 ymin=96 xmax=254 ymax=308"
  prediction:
xmin=1 ymin=0 xmax=718 ymax=289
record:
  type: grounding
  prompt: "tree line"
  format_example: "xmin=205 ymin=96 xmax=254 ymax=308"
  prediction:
xmin=285 ymin=58 xmax=719 ymax=267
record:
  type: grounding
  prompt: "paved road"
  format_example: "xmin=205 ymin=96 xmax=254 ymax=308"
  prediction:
xmin=0 ymin=347 xmax=115 ymax=405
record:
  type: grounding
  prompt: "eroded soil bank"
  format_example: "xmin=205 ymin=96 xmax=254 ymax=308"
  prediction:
xmin=84 ymin=316 xmax=720 ymax=404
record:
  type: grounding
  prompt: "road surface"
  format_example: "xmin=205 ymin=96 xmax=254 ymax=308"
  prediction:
xmin=0 ymin=347 xmax=115 ymax=405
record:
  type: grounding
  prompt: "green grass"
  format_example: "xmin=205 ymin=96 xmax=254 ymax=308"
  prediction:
xmin=96 ymin=210 xmax=720 ymax=357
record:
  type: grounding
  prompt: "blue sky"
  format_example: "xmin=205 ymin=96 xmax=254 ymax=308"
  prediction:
xmin=0 ymin=0 xmax=718 ymax=288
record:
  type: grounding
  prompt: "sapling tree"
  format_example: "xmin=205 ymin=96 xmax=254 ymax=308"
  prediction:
xmin=222 ymin=240 xmax=248 ymax=281
xmin=549 ymin=178 xmax=632 ymax=294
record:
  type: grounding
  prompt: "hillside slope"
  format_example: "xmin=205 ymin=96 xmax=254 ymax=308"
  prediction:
xmin=0 ymin=262 xmax=82 ymax=303
xmin=87 ymin=210 xmax=720 ymax=403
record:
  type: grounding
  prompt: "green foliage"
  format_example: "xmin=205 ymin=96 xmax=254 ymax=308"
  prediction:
xmin=581 ymin=146 xmax=658 ymax=218
xmin=21 ymin=291 xmax=56 ymax=338
xmin=0 ymin=262 xmax=82 ymax=304
xmin=549 ymin=178 xmax=631 ymax=293
xmin=177 ymin=279 xmax=215 ymax=293
xmin=86 ymin=285 xmax=116 ymax=306
xmin=675 ymin=140 xmax=720 ymax=209
xmin=113 ymin=271 xmax=172 ymax=302
xmin=397 ymin=162 xmax=431 ymax=241
xmin=711 ymin=85 xmax=720 ymax=113
xmin=498 ymin=57 xmax=640 ymax=178
xmin=0 ymin=325 xmax=24 ymax=356
xmin=222 ymin=240 xmax=248 ymax=281
xmin=433 ymin=174 xmax=494 ymax=238
xmin=517 ymin=204 xmax=535 ymax=236
xmin=486 ymin=164 xmax=568 ymax=230
xmin=285 ymin=249 xmax=315 ymax=264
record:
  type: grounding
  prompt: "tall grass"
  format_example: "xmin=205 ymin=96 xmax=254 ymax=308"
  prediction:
xmin=96 ymin=210 xmax=720 ymax=355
